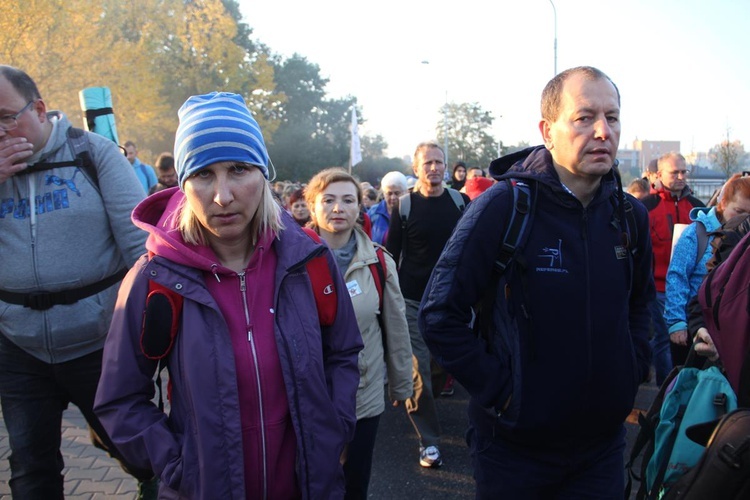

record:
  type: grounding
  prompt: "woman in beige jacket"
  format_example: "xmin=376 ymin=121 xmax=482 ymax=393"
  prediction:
xmin=305 ymin=168 xmax=413 ymax=500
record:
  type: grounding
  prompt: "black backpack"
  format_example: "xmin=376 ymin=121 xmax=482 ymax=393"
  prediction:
xmin=663 ymin=408 xmax=750 ymax=499
xmin=19 ymin=127 xmax=100 ymax=193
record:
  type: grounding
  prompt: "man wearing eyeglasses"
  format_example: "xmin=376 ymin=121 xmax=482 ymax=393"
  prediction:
xmin=0 ymin=66 xmax=154 ymax=498
xmin=642 ymin=152 xmax=704 ymax=374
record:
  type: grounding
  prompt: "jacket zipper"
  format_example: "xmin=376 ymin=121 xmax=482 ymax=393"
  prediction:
xmin=581 ymin=209 xmax=593 ymax=406
xmin=239 ymin=272 xmax=268 ymax=500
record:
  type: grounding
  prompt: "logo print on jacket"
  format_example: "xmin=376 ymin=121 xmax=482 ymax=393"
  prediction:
xmin=0 ymin=169 xmax=86 ymax=219
xmin=536 ymin=239 xmax=569 ymax=274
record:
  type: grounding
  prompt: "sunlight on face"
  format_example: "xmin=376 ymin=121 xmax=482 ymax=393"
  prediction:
xmin=183 ymin=161 xmax=265 ymax=248
xmin=313 ymin=181 xmax=360 ymax=235
xmin=542 ymin=73 xmax=620 ymax=179
xmin=413 ymin=146 xmax=445 ymax=188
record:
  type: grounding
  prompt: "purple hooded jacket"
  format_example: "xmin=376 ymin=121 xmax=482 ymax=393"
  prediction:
xmin=94 ymin=188 xmax=362 ymax=499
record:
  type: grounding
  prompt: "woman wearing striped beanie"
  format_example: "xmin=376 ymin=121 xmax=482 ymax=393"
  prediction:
xmin=95 ymin=92 xmax=362 ymax=499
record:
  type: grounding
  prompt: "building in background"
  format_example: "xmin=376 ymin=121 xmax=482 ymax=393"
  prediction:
xmin=633 ymin=139 xmax=681 ymax=173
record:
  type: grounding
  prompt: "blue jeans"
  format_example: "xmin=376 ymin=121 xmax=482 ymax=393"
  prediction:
xmin=0 ymin=334 xmax=151 ymax=499
xmin=468 ymin=425 xmax=626 ymax=499
xmin=649 ymin=292 xmax=672 ymax=386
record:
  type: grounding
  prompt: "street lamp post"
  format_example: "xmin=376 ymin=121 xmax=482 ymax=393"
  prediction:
xmin=549 ymin=0 xmax=557 ymax=76
xmin=443 ymin=90 xmax=449 ymax=171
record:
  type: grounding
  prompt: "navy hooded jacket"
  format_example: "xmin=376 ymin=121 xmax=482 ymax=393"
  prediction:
xmin=419 ymin=146 xmax=654 ymax=448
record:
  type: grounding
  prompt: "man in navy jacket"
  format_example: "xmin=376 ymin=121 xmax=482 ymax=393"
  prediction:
xmin=419 ymin=66 xmax=653 ymax=498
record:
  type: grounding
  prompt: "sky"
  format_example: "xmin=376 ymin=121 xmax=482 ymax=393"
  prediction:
xmin=237 ymin=0 xmax=750 ymax=162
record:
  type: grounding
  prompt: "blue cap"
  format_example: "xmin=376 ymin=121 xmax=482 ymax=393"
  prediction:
xmin=174 ymin=92 xmax=269 ymax=189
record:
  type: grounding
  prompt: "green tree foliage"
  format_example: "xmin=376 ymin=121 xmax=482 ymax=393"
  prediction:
xmin=268 ymin=54 xmax=357 ymax=182
xmin=0 ymin=0 xmax=377 ymax=177
xmin=437 ymin=102 xmax=498 ymax=170
xmin=0 ymin=0 xmax=167 ymax=150
xmin=709 ymin=139 xmax=747 ymax=179
xmin=0 ymin=0 xmax=284 ymax=162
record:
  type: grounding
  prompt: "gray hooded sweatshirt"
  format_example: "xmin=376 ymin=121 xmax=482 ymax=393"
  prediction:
xmin=0 ymin=112 xmax=146 ymax=363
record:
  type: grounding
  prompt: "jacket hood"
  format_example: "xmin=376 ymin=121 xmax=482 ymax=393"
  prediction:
xmin=26 ymin=112 xmax=68 ymax=167
xmin=656 ymin=184 xmax=694 ymax=201
xmin=691 ymin=206 xmax=722 ymax=232
xmin=489 ymin=145 xmax=548 ymax=180
xmin=133 ymin=188 xmax=219 ymax=273
xmin=132 ymin=187 xmax=273 ymax=276
xmin=133 ymin=188 xmax=321 ymax=277
xmin=488 ymin=145 xmax=621 ymax=202
xmin=690 ymin=206 xmax=711 ymax=221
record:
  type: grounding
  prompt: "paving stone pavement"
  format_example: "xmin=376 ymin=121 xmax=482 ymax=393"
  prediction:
xmin=0 ymin=379 xmax=657 ymax=499
xmin=0 ymin=406 xmax=137 ymax=499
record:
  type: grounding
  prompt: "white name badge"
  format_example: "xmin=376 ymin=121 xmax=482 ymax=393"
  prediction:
xmin=346 ymin=279 xmax=363 ymax=298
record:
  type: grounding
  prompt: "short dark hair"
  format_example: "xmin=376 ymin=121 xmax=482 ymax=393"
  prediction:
xmin=155 ymin=152 xmax=174 ymax=172
xmin=540 ymin=66 xmax=620 ymax=122
xmin=0 ymin=66 xmax=42 ymax=102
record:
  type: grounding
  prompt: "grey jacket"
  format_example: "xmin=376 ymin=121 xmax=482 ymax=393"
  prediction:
xmin=0 ymin=112 xmax=146 ymax=363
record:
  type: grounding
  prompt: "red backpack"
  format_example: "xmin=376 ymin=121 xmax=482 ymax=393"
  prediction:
xmin=140 ymin=228 xmax=388 ymax=377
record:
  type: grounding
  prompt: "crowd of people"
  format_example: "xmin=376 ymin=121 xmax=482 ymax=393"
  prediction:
xmin=0 ymin=61 xmax=748 ymax=500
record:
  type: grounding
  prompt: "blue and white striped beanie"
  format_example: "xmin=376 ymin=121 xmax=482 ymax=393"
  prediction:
xmin=174 ymin=92 xmax=269 ymax=189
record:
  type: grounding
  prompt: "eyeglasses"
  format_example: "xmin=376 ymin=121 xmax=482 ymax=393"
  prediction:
xmin=667 ymin=169 xmax=689 ymax=178
xmin=0 ymin=101 xmax=35 ymax=131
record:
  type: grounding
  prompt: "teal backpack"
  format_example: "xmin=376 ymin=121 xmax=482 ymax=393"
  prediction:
xmin=640 ymin=353 xmax=737 ymax=499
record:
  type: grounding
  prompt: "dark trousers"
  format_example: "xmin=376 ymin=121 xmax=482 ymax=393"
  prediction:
xmin=0 ymin=334 xmax=152 ymax=500
xmin=650 ymin=292 xmax=673 ymax=385
xmin=343 ymin=415 xmax=381 ymax=500
xmin=468 ymin=424 xmax=626 ymax=500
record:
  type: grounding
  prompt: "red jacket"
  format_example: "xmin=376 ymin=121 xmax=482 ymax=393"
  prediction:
xmin=642 ymin=188 xmax=704 ymax=292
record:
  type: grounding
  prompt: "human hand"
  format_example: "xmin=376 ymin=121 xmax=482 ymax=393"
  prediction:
xmin=669 ymin=329 xmax=689 ymax=346
xmin=0 ymin=137 xmax=33 ymax=184
xmin=693 ymin=328 xmax=719 ymax=361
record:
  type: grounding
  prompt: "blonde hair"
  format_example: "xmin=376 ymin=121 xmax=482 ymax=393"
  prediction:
xmin=304 ymin=168 xmax=362 ymax=229
xmin=178 ymin=178 xmax=284 ymax=246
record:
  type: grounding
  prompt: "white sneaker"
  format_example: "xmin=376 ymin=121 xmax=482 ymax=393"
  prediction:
xmin=419 ymin=445 xmax=443 ymax=468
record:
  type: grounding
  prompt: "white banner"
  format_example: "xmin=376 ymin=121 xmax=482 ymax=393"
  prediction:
xmin=350 ymin=106 xmax=362 ymax=168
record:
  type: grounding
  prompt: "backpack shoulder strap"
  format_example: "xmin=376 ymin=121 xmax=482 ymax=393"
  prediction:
xmin=66 ymin=127 xmax=100 ymax=194
xmin=494 ymin=179 xmax=534 ymax=273
xmin=695 ymin=222 xmax=708 ymax=267
xmin=369 ymin=245 xmax=387 ymax=312
xmin=399 ymin=192 xmax=411 ymax=229
xmin=476 ymin=178 xmax=535 ymax=347
xmin=446 ymin=187 xmax=466 ymax=212
xmin=398 ymin=192 xmax=412 ymax=266
xmin=18 ymin=127 xmax=98 ymax=192
xmin=301 ymin=227 xmax=338 ymax=326
xmin=370 ymin=244 xmax=389 ymax=352
xmin=623 ymin=195 xmax=640 ymax=256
